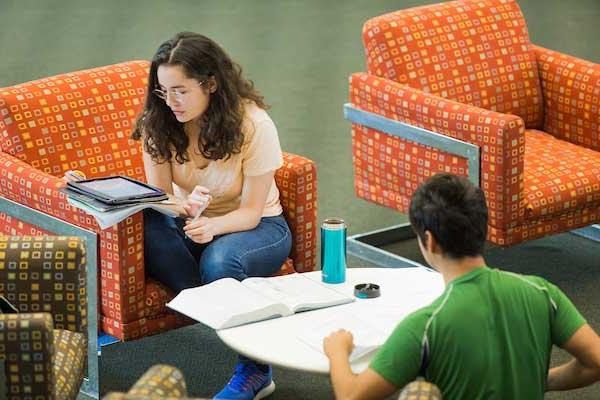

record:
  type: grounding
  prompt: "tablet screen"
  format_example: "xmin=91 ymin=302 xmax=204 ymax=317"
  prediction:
xmin=77 ymin=177 xmax=158 ymax=198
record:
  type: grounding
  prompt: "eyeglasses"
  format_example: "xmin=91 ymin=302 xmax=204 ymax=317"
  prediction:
xmin=152 ymin=79 xmax=208 ymax=103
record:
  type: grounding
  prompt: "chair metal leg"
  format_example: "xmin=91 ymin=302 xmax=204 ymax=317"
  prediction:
xmin=0 ymin=197 xmax=100 ymax=399
xmin=571 ymin=224 xmax=600 ymax=242
xmin=347 ymin=222 xmax=427 ymax=269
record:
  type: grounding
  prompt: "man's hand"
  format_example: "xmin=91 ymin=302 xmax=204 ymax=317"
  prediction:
xmin=323 ymin=329 xmax=398 ymax=400
xmin=324 ymin=329 xmax=355 ymax=359
xmin=184 ymin=216 xmax=219 ymax=244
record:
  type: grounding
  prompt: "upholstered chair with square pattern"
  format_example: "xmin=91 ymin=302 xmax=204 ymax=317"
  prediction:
xmin=0 ymin=62 xmax=318 ymax=341
xmin=346 ymin=0 xmax=600 ymax=247
xmin=102 ymin=364 xmax=207 ymax=400
xmin=0 ymin=235 xmax=87 ymax=400
xmin=398 ymin=379 xmax=443 ymax=400
xmin=102 ymin=365 xmax=442 ymax=400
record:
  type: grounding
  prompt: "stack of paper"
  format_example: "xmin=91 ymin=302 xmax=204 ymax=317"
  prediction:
xmin=67 ymin=197 xmax=178 ymax=229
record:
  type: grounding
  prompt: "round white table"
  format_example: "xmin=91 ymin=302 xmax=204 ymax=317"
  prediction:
xmin=217 ymin=267 xmax=444 ymax=374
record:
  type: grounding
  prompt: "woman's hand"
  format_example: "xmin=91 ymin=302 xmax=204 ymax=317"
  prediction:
xmin=323 ymin=329 xmax=355 ymax=358
xmin=184 ymin=216 xmax=219 ymax=244
xmin=183 ymin=185 xmax=212 ymax=219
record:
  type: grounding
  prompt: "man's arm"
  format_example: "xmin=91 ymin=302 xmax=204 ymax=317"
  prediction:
xmin=324 ymin=330 xmax=398 ymax=400
xmin=547 ymin=324 xmax=600 ymax=391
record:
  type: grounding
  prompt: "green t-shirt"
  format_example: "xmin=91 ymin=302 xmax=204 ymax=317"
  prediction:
xmin=369 ymin=266 xmax=586 ymax=399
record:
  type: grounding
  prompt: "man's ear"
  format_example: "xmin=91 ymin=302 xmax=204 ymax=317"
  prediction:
xmin=207 ymin=76 xmax=217 ymax=93
xmin=424 ymin=230 xmax=439 ymax=254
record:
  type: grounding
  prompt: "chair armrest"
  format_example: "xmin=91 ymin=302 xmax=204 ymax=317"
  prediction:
xmin=0 ymin=313 xmax=55 ymax=399
xmin=0 ymin=151 xmax=148 ymax=328
xmin=0 ymin=236 xmax=87 ymax=333
xmin=276 ymin=152 xmax=318 ymax=273
xmin=349 ymin=72 xmax=526 ymax=229
xmin=0 ymin=151 xmax=98 ymax=230
xmin=533 ymin=45 xmax=600 ymax=152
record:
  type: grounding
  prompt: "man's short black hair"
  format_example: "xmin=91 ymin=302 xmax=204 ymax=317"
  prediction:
xmin=409 ymin=173 xmax=488 ymax=259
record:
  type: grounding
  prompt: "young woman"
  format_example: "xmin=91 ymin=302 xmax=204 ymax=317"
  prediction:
xmin=132 ymin=32 xmax=291 ymax=400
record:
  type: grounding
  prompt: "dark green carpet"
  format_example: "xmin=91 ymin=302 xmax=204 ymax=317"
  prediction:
xmin=1 ymin=1 xmax=599 ymax=399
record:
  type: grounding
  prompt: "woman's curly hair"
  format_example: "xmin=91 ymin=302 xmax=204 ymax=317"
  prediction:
xmin=131 ymin=32 xmax=268 ymax=164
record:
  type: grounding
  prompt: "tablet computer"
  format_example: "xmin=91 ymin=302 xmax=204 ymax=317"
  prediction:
xmin=67 ymin=176 xmax=167 ymax=205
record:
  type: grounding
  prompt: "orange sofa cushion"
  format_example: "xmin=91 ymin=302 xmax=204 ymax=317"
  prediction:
xmin=524 ymin=129 xmax=600 ymax=220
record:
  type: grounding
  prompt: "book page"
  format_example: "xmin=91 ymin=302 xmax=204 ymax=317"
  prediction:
xmin=166 ymin=278 xmax=292 ymax=330
xmin=350 ymin=298 xmax=437 ymax=334
xmin=299 ymin=314 xmax=388 ymax=362
xmin=242 ymin=273 xmax=353 ymax=313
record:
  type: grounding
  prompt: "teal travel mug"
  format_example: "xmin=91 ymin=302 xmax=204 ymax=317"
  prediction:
xmin=321 ymin=218 xmax=347 ymax=284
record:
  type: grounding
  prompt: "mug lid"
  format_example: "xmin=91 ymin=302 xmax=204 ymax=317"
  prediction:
xmin=322 ymin=218 xmax=345 ymax=230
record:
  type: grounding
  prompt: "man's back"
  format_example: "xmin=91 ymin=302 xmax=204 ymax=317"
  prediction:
xmin=369 ymin=266 xmax=586 ymax=399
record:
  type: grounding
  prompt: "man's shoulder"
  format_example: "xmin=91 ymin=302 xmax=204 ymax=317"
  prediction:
xmin=399 ymin=294 xmax=450 ymax=331
xmin=489 ymin=268 xmax=555 ymax=292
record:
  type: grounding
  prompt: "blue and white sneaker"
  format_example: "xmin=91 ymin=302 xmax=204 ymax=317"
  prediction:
xmin=214 ymin=361 xmax=275 ymax=400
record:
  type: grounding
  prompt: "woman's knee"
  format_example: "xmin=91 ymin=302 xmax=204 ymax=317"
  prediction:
xmin=200 ymin=244 xmax=244 ymax=283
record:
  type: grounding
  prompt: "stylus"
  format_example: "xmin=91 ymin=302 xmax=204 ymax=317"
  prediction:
xmin=191 ymin=194 xmax=211 ymax=222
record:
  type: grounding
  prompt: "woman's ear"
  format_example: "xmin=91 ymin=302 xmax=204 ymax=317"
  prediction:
xmin=207 ymin=76 xmax=217 ymax=93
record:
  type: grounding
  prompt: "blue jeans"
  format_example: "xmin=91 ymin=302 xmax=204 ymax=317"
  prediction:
xmin=143 ymin=210 xmax=292 ymax=293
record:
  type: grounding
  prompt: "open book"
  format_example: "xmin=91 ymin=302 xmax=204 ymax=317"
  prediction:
xmin=166 ymin=273 xmax=355 ymax=330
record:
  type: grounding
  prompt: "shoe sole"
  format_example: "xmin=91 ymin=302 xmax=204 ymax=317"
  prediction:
xmin=254 ymin=380 xmax=276 ymax=400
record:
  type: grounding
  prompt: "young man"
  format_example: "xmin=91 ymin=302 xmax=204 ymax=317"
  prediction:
xmin=324 ymin=173 xmax=600 ymax=399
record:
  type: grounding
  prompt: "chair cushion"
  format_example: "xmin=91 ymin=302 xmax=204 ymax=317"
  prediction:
xmin=398 ymin=379 xmax=442 ymax=400
xmin=127 ymin=364 xmax=187 ymax=398
xmin=143 ymin=278 xmax=176 ymax=318
xmin=362 ymin=0 xmax=543 ymax=128
xmin=103 ymin=395 xmax=208 ymax=400
xmin=53 ymin=329 xmax=86 ymax=400
xmin=524 ymin=129 xmax=600 ymax=220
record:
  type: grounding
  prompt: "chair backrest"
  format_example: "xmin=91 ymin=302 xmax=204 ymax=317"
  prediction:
xmin=362 ymin=0 xmax=543 ymax=128
xmin=0 ymin=61 xmax=149 ymax=180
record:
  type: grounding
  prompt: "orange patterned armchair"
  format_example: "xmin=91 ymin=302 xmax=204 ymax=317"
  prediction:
xmin=346 ymin=0 xmax=599 ymax=251
xmin=0 ymin=61 xmax=317 ymax=341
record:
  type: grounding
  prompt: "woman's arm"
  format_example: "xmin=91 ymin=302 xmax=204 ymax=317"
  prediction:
xmin=183 ymin=170 xmax=274 ymax=243
xmin=142 ymin=150 xmax=174 ymax=194
xmin=142 ymin=149 xmax=188 ymax=215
